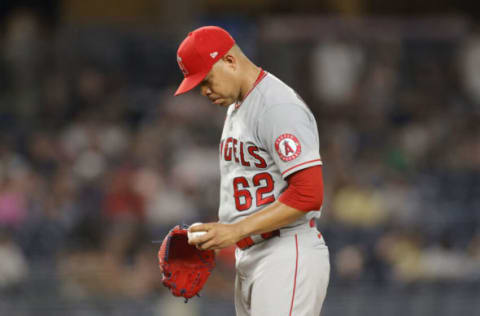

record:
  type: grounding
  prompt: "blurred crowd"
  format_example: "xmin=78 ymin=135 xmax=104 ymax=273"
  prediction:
xmin=0 ymin=7 xmax=479 ymax=315
xmin=308 ymin=27 xmax=480 ymax=285
xmin=0 ymin=9 xmax=232 ymax=306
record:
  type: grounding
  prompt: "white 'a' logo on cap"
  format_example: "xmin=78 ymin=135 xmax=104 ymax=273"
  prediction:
xmin=177 ymin=55 xmax=189 ymax=76
xmin=210 ymin=51 xmax=218 ymax=59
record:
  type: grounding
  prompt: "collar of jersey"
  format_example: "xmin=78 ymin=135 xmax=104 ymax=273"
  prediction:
xmin=235 ymin=68 xmax=267 ymax=109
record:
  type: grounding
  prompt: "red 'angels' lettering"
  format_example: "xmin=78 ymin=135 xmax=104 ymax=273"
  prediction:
xmin=224 ymin=137 xmax=233 ymax=161
xmin=232 ymin=138 xmax=239 ymax=163
xmin=239 ymin=142 xmax=250 ymax=166
xmin=247 ymin=145 xmax=267 ymax=168
xmin=221 ymin=137 xmax=267 ymax=168
xmin=233 ymin=172 xmax=274 ymax=211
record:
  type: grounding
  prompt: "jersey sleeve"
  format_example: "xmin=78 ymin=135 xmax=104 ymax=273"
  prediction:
xmin=257 ymin=103 xmax=322 ymax=178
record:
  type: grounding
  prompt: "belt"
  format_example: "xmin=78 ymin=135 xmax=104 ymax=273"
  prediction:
xmin=236 ymin=219 xmax=318 ymax=250
xmin=236 ymin=230 xmax=280 ymax=250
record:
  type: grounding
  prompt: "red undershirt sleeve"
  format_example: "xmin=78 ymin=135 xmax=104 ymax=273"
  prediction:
xmin=278 ymin=165 xmax=324 ymax=212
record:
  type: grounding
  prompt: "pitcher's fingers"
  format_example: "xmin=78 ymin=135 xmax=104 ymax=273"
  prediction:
xmin=188 ymin=230 xmax=214 ymax=245
xmin=198 ymin=239 xmax=218 ymax=251
xmin=189 ymin=222 xmax=214 ymax=232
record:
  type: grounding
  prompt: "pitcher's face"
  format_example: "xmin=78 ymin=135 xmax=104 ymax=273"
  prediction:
xmin=199 ymin=57 xmax=239 ymax=107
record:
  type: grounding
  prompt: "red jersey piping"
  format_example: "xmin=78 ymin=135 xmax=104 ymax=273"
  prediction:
xmin=235 ymin=69 xmax=267 ymax=109
xmin=281 ymin=159 xmax=322 ymax=176
xmin=289 ymin=234 xmax=299 ymax=316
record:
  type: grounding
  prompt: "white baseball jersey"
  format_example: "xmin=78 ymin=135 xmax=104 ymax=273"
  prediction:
xmin=217 ymin=70 xmax=330 ymax=316
xmin=218 ymin=70 xmax=323 ymax=226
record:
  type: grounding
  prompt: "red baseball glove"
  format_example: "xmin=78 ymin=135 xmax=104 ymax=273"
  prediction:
xmin=158 ymin=225 xmax=216 ymax=301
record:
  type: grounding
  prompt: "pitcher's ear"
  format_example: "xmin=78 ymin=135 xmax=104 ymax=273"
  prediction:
xmin=222 ymin=54 xmax=237 ymax=68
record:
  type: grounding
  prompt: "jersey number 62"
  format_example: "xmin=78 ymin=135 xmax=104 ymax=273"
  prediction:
xmin=233 ymin=172 xmax=275 ymax=211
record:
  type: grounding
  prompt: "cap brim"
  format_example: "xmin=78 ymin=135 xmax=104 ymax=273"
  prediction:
xmin=174 ymin=70 xmax=209 ymax=96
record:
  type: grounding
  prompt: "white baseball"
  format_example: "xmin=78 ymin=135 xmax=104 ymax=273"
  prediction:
xmin=188 ymin=222 xmax=207 ymax=241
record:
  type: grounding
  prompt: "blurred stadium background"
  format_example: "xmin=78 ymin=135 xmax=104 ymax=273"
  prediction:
xmin=0 ymin=1 xmax=479 ymax=315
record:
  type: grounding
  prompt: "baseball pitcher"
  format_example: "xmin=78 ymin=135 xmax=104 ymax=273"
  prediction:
xmin=173 ymin=26 xmax=330 ymax=316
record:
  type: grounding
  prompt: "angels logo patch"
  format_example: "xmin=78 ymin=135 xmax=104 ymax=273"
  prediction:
xmin=275 ymin=134 xmax=301 ymax=162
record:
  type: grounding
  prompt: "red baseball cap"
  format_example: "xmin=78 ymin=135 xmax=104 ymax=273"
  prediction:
xmin=174 ymin=26 xmax=235 ymax=96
